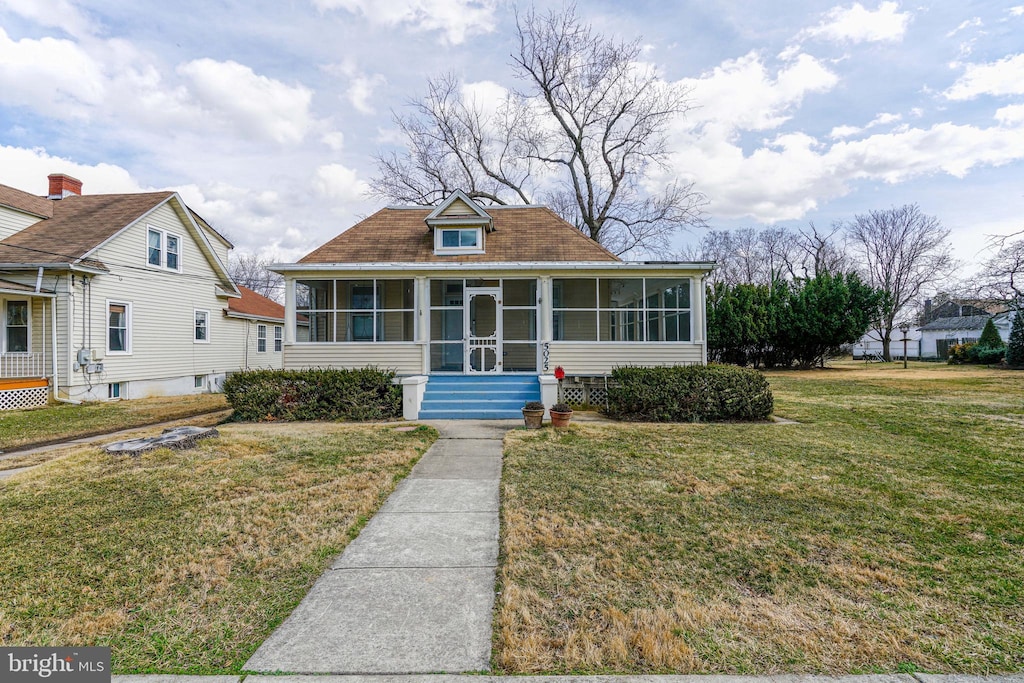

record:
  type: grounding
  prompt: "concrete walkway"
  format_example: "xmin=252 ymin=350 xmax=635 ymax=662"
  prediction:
xmin=111 ymin=673 xmax=1024 ymax=683
xmin=244 ymin=419 xmax=517 ymax=675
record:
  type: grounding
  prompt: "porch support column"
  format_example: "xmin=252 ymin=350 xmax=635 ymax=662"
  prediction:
xmin=539 ymin=275 xmax=553 ymax=343
xmin=284 ymin=278 xmax=296 ymax=345
xmin=417 ymin=277 xmax=429 ymax=374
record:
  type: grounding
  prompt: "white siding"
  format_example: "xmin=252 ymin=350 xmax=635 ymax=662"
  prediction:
xmin=0 ymin=206 xmax=42 ymax=241
xmin=64 ymin=201 xmax=243 ymax=396
xmin=548 ymin=342 xmax=704 ymax=374
xmin=231 ymin=317 xmax=284 ymax=370
xmin=285 ymin=343 xmax=422 ymax=375
xmin=199 ymin=227 xmax=231 ymax=267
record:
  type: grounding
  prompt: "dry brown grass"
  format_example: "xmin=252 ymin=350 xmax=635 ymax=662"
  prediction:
xmin=0 ymin=393 xmax=229 ymax=451
xmin=495 ymin=363 xmax=1024 ymax=674
xmin=0 ymin=422 xmax=435 ymax=673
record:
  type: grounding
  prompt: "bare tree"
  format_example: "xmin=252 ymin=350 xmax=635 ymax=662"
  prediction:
xmin=977 ymin=231 xmax=1024 ymax=303
xmin=229 ymin=253 xmax=284 ymax=302
xmin=794 ymin=222 xmax=851 ymax=278
xmin=682 ymin=227 xmax=802 ymax=285
xmin=846 ymin=204 xmax=957 ymax=361
xmin=370 ymin=4 xmax=706 ymax=256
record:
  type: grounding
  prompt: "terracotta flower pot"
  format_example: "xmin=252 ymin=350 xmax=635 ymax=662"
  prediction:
xmin=522 ymin=408 xmax=545 ymax=429
xmin=549 ymin=409 xmax=573 ymax=428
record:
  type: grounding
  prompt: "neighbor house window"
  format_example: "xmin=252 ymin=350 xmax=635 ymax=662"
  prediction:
xmin=194 ymin=310 xmax=209 ymax=342
xmin=257 ymin=324 xmax=267 ymax=352
xmin=107 ymin=301 xmax=131 ymax=354
xmin=4 ymin=300 xmax=29 ymax=353
xmin=274 ymin=325 xmax=283 ymax=352
xmin=434 ymin=228 xmax=483 ymax=254
xmin=296 ymin=279 xmax=415 ymax=343
xmin=552 ymin=278 xmax=691 ymax=342
xmin=147 ymin=227 xmax=182 ymax=272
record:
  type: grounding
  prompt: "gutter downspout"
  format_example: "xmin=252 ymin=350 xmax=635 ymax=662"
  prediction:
xmin=53 ymin=276 xmax=81 ymax=404
xmin=700 ymin=274 xmax=709 ymax=366
xmin=34 ymin=266 xmax=43 ymax=293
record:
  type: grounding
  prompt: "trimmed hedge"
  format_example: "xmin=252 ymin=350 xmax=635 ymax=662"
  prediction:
xmin=223 ymin=367 xmax=402 ymax=422
xmin=606 ymin=364 xmax=773 ymax=422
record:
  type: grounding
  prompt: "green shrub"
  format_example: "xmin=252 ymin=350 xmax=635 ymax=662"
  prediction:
xmin=978 ymin=318 xmax=1003 ymax=348
xmin=223 ymin=367 xmax=402 ymax=422
xmin=947 ymin=342 xmax=975 ymax=365
xmin=606 ymin=364 xmax=773 ymax=422
xmin=967 ymin=344 xmax=1006 ymax=365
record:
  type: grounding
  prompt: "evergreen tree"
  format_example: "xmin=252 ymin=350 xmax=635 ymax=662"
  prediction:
xmin=977 ymin=318 xmax=1004 ymax=348
xmin=1006 ymin=311 xmax=1024 ymax=367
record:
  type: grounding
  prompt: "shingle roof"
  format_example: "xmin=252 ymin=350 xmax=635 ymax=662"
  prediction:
xmin=226 ymin=286 xmax=285 ymax=322
xmin=0 ymin=183 xmax=53 ymax=218
xmin=299 ymin=206 xmax=620 ymax=264
xmin=0 ymin=191 xmax=173 ymax=268
xmin=918 ymin=315 xmax=992 ymax=331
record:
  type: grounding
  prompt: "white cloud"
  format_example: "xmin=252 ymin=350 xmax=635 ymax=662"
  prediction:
xmin=347 ymin=73 xmax=387 ymax=114
xmin=313 ymin=163 xmax=369 ymax=203
xmin=0 ymin=28 xmax=106 ymax=114
xmin=995 ymin=104 xmax=1024 ymax=125
xmin=1010 ymin=6 xmax=1024 ymax=17
xmin=177 ymin=59 xmax=314 ymax=144
xmin=678 ymin=51 xmax=837 ymax=134
xmin=946 ymin=17 xmax=981 ymax=37
xmin=322 ymin=131 xmax=346 ymax=150
xmin=945 ymin=53 xmax=1024 ymax=100
xmin=803 ymin=2 xmax=911 ymax=44
xmin=830 ymin=124 xmax=863 ymax=139
xmin=0 ymin=145 xmax=143 ymax=195
xmin=312 ymin=0 xmax=497 ymax=45
xmin=0 ymin=0 xmax=95 ymax=38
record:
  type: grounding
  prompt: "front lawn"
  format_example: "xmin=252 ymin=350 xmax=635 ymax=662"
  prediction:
xmin=0 ymin=422 xmax=435 ymax=674
xmin=495 ymin=362 xmax=1024 ymax=674
xmin=0 ymin=394 xmax=229 ymax=451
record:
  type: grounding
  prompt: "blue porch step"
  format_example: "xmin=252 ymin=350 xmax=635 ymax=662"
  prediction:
xmin=419 ymin=375 xmax=540 ymax=419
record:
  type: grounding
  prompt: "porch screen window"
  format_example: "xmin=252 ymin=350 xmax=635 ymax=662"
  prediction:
xmin=296 ymin=279 xmax=414 ymax=343
xmin=5 ymin=301 xmax=29 ymax=353
xmin=108 ymin=302 xmax=129 ymax=353
xmin=552 ymin=277 xmax=691 ymax=342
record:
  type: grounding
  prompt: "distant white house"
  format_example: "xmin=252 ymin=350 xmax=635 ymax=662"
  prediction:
xmin=852 ymin=328 xmax=922 ymax=360
xmin=918 ymin=311 xmax=1017 ymax=359
xmin=0 ymin=174 xmax=283 ymax=410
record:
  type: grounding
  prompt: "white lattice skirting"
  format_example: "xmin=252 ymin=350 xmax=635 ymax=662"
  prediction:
xmin=560 ymin=381 xmax=610 ymax=408
xmin=0 ymin=386 xmax=50 ymax=411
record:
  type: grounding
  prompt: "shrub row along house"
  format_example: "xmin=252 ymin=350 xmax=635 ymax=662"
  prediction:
xmin=0 ymin=174 xmax=284 ymax=410
xmin=273 ymin=191 xmax=714 ymax=418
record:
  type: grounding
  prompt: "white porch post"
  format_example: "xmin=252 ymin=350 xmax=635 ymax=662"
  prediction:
xmin=539 ymin=275 xmax=552 ymax=343
xmin=284 ymin=278 xmax=296 ymax=345
xmin=417 ymin=277 xmax=429 ymax=374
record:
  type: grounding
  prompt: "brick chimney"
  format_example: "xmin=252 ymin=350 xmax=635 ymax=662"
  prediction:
xmin=47 ymin=173 xmax=83 ymax=199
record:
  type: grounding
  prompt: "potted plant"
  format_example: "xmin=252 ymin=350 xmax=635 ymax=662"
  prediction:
xmin=549 ymin=402 xmax=573 ymax=428
xmin=522 ymin=400 xmax=545 ymax=429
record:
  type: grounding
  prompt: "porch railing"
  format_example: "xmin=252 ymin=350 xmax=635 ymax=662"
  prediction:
xmin=0 ymin=353 xmax=46 ymax=379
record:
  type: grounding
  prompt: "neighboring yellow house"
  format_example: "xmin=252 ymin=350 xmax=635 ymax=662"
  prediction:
xmin=0 ymin=174 xmax=282 ymax=410
xmin=274 ymin=190 xmax=714 ymax=419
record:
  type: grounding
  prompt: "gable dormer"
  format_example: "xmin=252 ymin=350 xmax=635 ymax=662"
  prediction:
xmin=426 ymin=190 xmax=494 ymax=255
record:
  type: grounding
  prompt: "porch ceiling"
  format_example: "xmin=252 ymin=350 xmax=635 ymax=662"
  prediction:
xmin=0 ymin=278 xmax=55 ymax=297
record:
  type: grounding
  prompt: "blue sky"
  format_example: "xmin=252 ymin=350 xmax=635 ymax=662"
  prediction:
xmin=1 ymin=0 xmax=1022 ymax=275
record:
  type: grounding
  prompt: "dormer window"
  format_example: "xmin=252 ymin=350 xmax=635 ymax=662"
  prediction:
xmin=435 ymin=227 xmax=484 ymax=254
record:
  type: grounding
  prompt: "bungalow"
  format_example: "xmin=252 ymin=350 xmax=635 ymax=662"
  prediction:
xmin=274 ymin=191 xmax=714 ymax=419
xmin=0 ymin=174 xmax=283 ymax=410
xmin=919 ymin=315 xmax=993 ymax=359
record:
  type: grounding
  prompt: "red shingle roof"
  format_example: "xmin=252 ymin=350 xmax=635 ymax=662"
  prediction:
xmin=300 ymin=205 xmax=620 ymax=264
xmin=226 ymin=286 xmax=285 ymax=322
